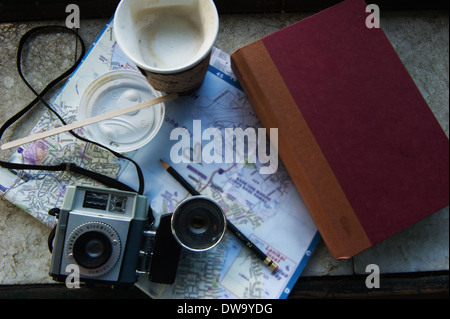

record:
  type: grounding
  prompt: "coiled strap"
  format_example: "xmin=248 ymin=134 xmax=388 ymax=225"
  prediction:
xmin=0 ymin=26 xmax=144 ymax=194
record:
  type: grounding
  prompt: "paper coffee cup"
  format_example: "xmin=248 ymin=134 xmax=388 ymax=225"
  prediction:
xmin=114 ymin=0 xmax=219 ymax=94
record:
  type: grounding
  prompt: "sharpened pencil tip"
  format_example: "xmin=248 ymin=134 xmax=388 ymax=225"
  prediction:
xmin=160 ymin=159 xmax=170 ymax=170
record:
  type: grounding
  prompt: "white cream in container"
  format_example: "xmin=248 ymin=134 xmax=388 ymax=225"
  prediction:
xmin=79 ymin=70 xmax=165 ymax=153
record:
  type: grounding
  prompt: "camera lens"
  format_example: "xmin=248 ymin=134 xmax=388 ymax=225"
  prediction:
xmin=73 ymin=231 xmax=112 ymax=269
xmin=189 ymin=211 xmax=210 ymax=234
xmin=65 ymin=221 xmax=122 ymax=278
xmin=171 ymin=196 xmax=227 ymax=251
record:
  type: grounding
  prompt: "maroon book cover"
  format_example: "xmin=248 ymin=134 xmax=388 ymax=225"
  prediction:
xmin=231 ymin=0 xmax=449 ymax=258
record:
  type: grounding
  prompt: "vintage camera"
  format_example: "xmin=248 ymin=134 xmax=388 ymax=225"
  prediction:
xmin=49 ymin=185 xmax=227 ymax=286
xmin=49 ymin=185 xmax=181 ymax=285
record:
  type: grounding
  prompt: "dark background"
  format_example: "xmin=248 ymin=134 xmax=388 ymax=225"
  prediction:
xmin=0 ymin=0 xmax=449 ymax=22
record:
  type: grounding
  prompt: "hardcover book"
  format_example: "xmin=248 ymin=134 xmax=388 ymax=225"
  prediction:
xmin=231 ymin=0 xmax=449 ymax=258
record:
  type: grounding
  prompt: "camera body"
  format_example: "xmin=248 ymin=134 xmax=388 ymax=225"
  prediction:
xmin=49 ymin=185 xmax=227 ymax=286
xmin=49 ymin=185 xmax=154 ymax=285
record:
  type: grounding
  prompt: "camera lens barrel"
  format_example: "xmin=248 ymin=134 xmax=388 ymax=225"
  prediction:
xmin=171 ymin=196 xmax=227 ymax=251
xmin=73 ymin=231 xmax=112 ymax=269
xmin=65 ymin=221 xmax=122 ymax=277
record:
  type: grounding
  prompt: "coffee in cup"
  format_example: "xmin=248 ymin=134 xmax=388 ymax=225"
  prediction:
xmin=114 ymin=0 xmax=219 ymax=94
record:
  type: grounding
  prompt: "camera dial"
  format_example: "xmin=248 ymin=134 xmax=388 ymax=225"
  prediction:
xmin=65 ymin=221 xmax=122 ymax=277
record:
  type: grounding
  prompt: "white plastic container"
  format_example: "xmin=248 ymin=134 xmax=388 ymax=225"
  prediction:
xmin=79 ymin=70 xmax=165 ymax=153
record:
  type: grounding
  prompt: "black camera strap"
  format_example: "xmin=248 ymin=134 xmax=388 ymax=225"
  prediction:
xmin=0 ymin=26 xmax=145 ymax=195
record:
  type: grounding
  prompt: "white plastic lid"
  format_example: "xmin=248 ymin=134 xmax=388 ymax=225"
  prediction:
xmin=79 ymin=70 xmax=165 ymax=153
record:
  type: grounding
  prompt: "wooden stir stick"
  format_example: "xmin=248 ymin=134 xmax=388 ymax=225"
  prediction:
xmin=1 ymin=93 xmax=178 ymax=151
